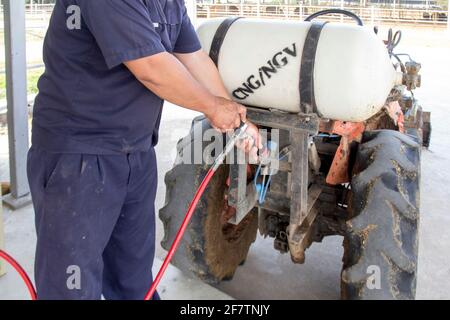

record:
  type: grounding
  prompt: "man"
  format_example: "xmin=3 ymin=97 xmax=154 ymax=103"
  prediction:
xmin=28 ymin=0 xmax=259 ymax=300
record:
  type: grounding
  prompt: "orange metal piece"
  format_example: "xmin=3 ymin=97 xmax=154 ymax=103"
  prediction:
xmin=385 ymin=101 xmax=405 ymax=133
xmin=320 ymin=121 xmax=366 ymax=185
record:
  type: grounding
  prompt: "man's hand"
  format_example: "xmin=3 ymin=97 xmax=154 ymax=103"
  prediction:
xmin=236 ymin=122 xmax=262 ymax=162
xmin=174 ymin=50 xmax=262 ymax=158
xmin=205 ymin=97 xmax=246 ymax=132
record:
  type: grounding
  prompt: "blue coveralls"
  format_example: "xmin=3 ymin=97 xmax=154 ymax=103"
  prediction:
xmin=27 ymin=0 xmax=201 ymax=300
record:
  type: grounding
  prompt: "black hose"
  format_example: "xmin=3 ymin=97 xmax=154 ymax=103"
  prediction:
xmin=304 ymin=9 xmax=364 ymax=26
xmin=392 ymin=53 xmax=406 ymax=73
xmin=386 ymin=28 xmax=402 ymax=54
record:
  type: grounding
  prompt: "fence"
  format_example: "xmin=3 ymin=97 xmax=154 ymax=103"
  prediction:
xmin=0 ymin=2 xmax=447 ymax=29
xmin=0 ymin=4 xmax=53 ymax=32
xmin=196 ymin=3 xmax=448 ymax=26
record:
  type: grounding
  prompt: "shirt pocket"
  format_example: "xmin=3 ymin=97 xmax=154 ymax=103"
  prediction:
xmin=146 ymin=0 xmax=183 ymax=52
xmin=163 ymin=0 xmax=183 ymax=49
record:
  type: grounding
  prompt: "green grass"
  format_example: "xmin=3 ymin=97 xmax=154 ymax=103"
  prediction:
xmin=0 ymin=68 xmax=44 ymax=100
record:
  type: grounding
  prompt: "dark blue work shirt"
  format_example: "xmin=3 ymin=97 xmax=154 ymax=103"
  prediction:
xmin=32 ymin=0 xmax=201 ymax=154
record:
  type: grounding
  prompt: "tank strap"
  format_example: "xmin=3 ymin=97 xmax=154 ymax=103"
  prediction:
xmin=299 ymin=21 xmax=327 ymax=115
xmin=209 ymin=17 xmax=243 ymax=67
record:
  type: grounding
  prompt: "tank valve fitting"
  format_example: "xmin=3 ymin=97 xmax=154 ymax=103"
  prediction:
xmin=403 ymin=61 xmax=422 ymax=91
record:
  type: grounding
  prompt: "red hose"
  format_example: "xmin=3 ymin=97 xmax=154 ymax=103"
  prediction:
xmin=0 ymin=167 xmax=217 ymax=301
xmin=0 ymin=249 xmax=37 ymax=300
xmin=144 ymin=168 xmax=215 ymax=300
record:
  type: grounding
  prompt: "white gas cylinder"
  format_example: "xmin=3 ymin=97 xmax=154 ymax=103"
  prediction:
xmin=197 ymin=18 xmax=402 ymax=122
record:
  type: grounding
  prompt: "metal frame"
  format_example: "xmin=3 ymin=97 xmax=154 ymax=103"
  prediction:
xmin=228 ymin=107 xmax=323 ymax=262
xmin=227 ymin=150 xmax=259 ymax=225
xmin=2 ymin=0 xmax=32 ymax=209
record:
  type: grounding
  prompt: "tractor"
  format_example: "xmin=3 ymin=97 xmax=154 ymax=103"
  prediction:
xmin=159 ymin=10 xmax=430 ymax=299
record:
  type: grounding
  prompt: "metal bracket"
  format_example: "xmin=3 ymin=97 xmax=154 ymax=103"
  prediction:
xmin=287 ymin=184 xmax=323 ymax=263
xmin=228 ymin=107 xmax=322 ymax=262
xmin=227 ymin=148 xmax=258 ymax=225
xmin=246 ymin=107 xmax=319 ymax=134
xmin=289 ymin=131 xmax=310 ymax=226
xmin=285 ymin=130 xmax=324 ymax=263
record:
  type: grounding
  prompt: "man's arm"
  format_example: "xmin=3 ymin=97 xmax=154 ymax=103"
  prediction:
xmin=175 ymin=50 xmax=262 ymax=152
xmin=124 ymin=52 xmax=245 ymax=132
xmin=175 ymin=49 xmax=230 ymax=99
xmin=78 ymin=1 xmax=245 ymax=132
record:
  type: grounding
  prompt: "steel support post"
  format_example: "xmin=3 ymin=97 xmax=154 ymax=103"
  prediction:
xmin=3 ymin=0 xmax=32 ymax=209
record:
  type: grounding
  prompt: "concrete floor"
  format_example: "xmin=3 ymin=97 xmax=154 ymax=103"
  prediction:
xmin=1 ymin=26 xmax=450 ymax=300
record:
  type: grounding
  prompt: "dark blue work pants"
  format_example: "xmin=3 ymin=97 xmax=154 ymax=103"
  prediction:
xmin=27 ymin=146 xmax=160 ymax=300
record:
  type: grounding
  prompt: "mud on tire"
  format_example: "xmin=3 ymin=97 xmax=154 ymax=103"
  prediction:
xmin=342 ymin=130 xmax=421 ymax=299
xmin=159 ymin=118 xmax=258 ymax=283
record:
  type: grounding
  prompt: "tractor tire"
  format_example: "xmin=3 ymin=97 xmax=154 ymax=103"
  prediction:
xmin=342 ymin=130 xmax=421 ymax=300
xmin=159 ymin=117 xmax=258 ymax=283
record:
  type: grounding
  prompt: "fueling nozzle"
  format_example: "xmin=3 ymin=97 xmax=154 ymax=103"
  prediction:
xmin=211 ymin=121 xmax=249 ymax=172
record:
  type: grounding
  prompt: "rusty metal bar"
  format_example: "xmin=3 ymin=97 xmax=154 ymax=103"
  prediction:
xmin=287 ymin=184 xmax=323 ymax=263
xmin=228 ymin=148 xmax=258 ymax=225
xmin=246 ymin=107 xmax=319 ymax=134
xmin=289 ymin=130 xmax=309 ymax=226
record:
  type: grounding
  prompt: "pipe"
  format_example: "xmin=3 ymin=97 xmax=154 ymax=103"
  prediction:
xmin=145 ymin=122 xmax=248 ymax=300
xmin=144 ymin=167 xmax=215 ymax=300
xmin=0 ymin=249 xmax=37 ymax=300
